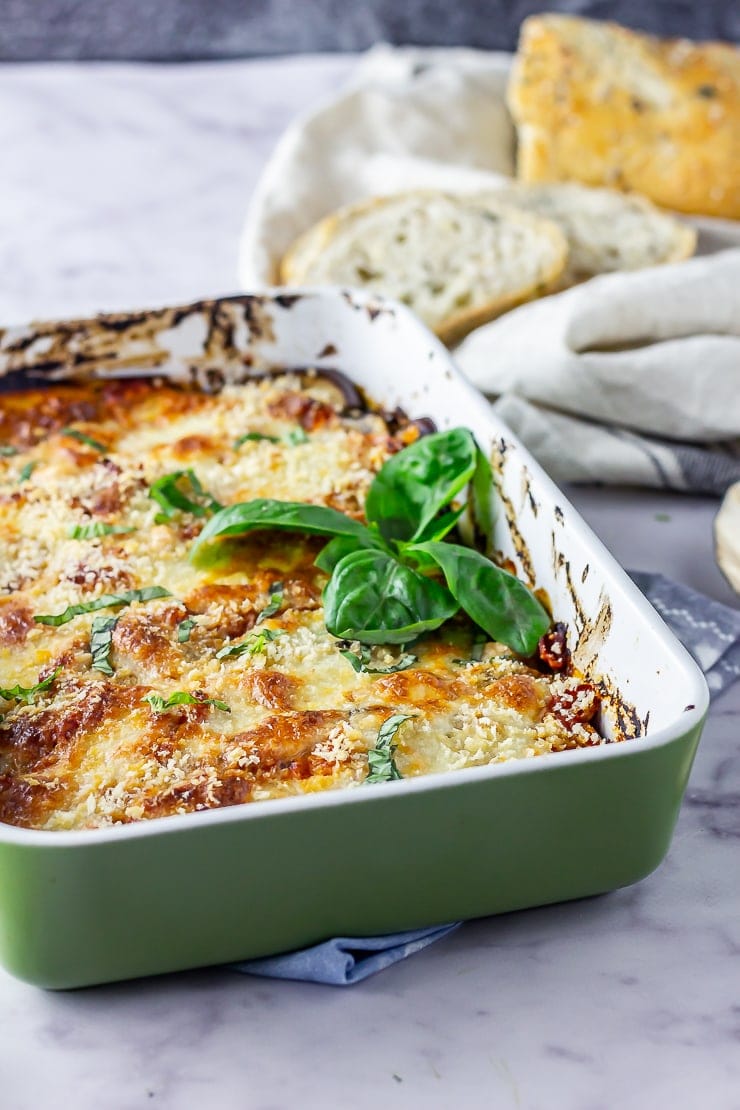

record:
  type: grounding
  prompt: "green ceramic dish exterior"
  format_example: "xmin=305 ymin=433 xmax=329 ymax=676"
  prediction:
xmin=0 ymin=290 xmax=710 ymax=988
xmin=0 ymin=717 xmax=703 ymax=988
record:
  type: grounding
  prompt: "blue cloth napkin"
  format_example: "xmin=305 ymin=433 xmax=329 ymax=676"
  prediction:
xmin=233 ymin=572 xmax=739 ymax=985
xmin=236 ymin=924 xmax=461 ymax=985
xmin=630 ymin=571 xmax=740 ymax=697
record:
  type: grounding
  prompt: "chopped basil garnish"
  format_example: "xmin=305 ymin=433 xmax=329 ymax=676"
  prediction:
xmin=0 ymin=445 xmax=18 ymax=457
xmin=149 ymin=469 xmax=222 ymax=521
xmin=233 ymin=432 xmax=280 ymax=448
xmin=18 ymin=461 xmax=36 ymax=483
xmin=34 ymin=585 xmax=170 ymax=627
xmin=177 ymin=617 xmax=196 ymax=643
xmin=215 ymin=627 xmax=283 ymax=660
xmin=68 ymin=522 xmax=134 ymax=540
xmin=0 ymin=669 xmax=60 ymax=705
xmin=61 ymin=428 xmax=107 ymax=453
xmin=366 ymin=713 xmax=414 ymax=784
xmin=340 ymin=646 xmax=417 ymax=674
xmin=284 ymin=427 xmax=309 ymax=446
xmin=233 ymin=428 xmax=310 ymax=448
xmin=90 ymin=615 xmax=118 ymax=676
xmin=143 ymin=691 xmax=230 ymax=713
xmin=255 ymin=582 xmax=284 ymax=624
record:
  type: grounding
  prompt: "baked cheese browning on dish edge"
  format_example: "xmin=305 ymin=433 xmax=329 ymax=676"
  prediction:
xmin=0 ymin=375 xmax=602 ymax=831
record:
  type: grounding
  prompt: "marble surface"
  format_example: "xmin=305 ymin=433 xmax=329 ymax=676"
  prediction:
xmin=0 ymin=56 xmax=738 ymax=1110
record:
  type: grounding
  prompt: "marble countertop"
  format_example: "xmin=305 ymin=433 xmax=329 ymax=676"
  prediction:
xmin=0 ymin=55 xmax=738 ymax=1110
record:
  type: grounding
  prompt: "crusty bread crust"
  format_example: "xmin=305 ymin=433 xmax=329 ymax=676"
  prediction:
xmin=279 ymin=191 xmax=568 ymax=346
xmin=507 ymin=14 xmax=740 ymax=220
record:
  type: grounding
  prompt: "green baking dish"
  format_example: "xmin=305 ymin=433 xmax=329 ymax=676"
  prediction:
xmin=0 ymin=289 xmax=709 ymax=988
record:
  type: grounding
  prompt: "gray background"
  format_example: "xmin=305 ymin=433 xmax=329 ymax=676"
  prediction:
xmin=1 ymin=0 xmax=737 ymax=61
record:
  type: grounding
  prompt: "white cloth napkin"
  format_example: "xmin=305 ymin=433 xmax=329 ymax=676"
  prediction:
xmin=460 ymin=252 xmax=740 ymax=493
xmin=239 ymin=45 xmax=740 ymax=493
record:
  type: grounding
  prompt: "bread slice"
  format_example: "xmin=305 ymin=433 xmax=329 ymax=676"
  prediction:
xmin=279 ymin=192 xmax=568 ymax=346
xmin=484 ymin=183 xmax=696 ymax=285
xmin=715 ymin=481 xmax=740 ymax=594
xmin=507 ymin=14 xmax=740 ymax=219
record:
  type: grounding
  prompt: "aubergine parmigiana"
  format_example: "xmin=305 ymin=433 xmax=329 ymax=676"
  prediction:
xmin=0 ymin=371 xmax=605 ymax=830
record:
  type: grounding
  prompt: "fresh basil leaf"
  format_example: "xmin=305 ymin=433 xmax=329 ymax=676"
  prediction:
xmin=234 ymin=432 xmax=279 ymax=448
xmin=411 ymin=541 xmax=550 ymax=656
xmin=323 ymin=548 xmax=458 ymax=645
xmin=34 ymin=585 xmax=170 ymax=627
xmin=255 ymin=582 xmax=284 ymax=624
xmin=314 ymin=532 xmax=386 ymax=574
xmin=18 ymin=461 xmax=36 ymax=483
xmin=470 ymin=446 xmax=494 ymax=549
xmin=143 ymin=691 xmax=230 ymax=713
xmin=61 ymin=427 xmax=107 ymax=453
xmin=410 ymin=504 xmax=466 ymax=545
xmin=284 ymin=427 xmax=309 ymax=446
xmin=366 ymin=713 xmax=414 ymax=783
xmin=365 ymin=427 xmax=477 ymax=544
xmin=149 ymin=469 xmax=222 ymax=520
xmin=315 ymin=536 xmax=360 ymax=574
xmin=68 ymin=522 xmax=134 ymax=540
xmin=0 ymin=445 xmax=18 ymax=457
xmin=90 ymin=615 xmax=118 ymax=676
xmin=177 ymin=617 xmax=196 ymax=643
xmin=0 ymin=668 xmax=60 ymax=705
xmin=215 ymin=628 xmax=283 ymax=660
xmin=339 ymin=646 xmax=417 ymax=674
xmin=191 ymin=499 xmax=371 ymax=563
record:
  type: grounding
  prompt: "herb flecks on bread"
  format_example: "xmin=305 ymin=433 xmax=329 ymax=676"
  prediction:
xmin=279 ymin=192 xmax=568 ymax=346
xmin=507 ymin=14 xmax=740 ymax=219
xmin=484 ymin=183 xmax=696 ymax=285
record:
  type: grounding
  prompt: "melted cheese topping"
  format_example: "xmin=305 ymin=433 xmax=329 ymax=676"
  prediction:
xmin=0 ymin=375 xmax=602 ymax=830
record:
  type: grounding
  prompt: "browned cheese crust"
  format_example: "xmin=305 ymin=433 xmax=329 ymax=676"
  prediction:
xmin=0 ymin=375 xmax=603 ymax=831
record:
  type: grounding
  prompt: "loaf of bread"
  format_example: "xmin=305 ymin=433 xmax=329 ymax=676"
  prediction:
xmin=507 ymin=14 xmax=740 ymax=219
xmin=279 ymin=192 xmax=568 ymax=346
xmin=485 ymin=183 xmax=696 ymax=284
